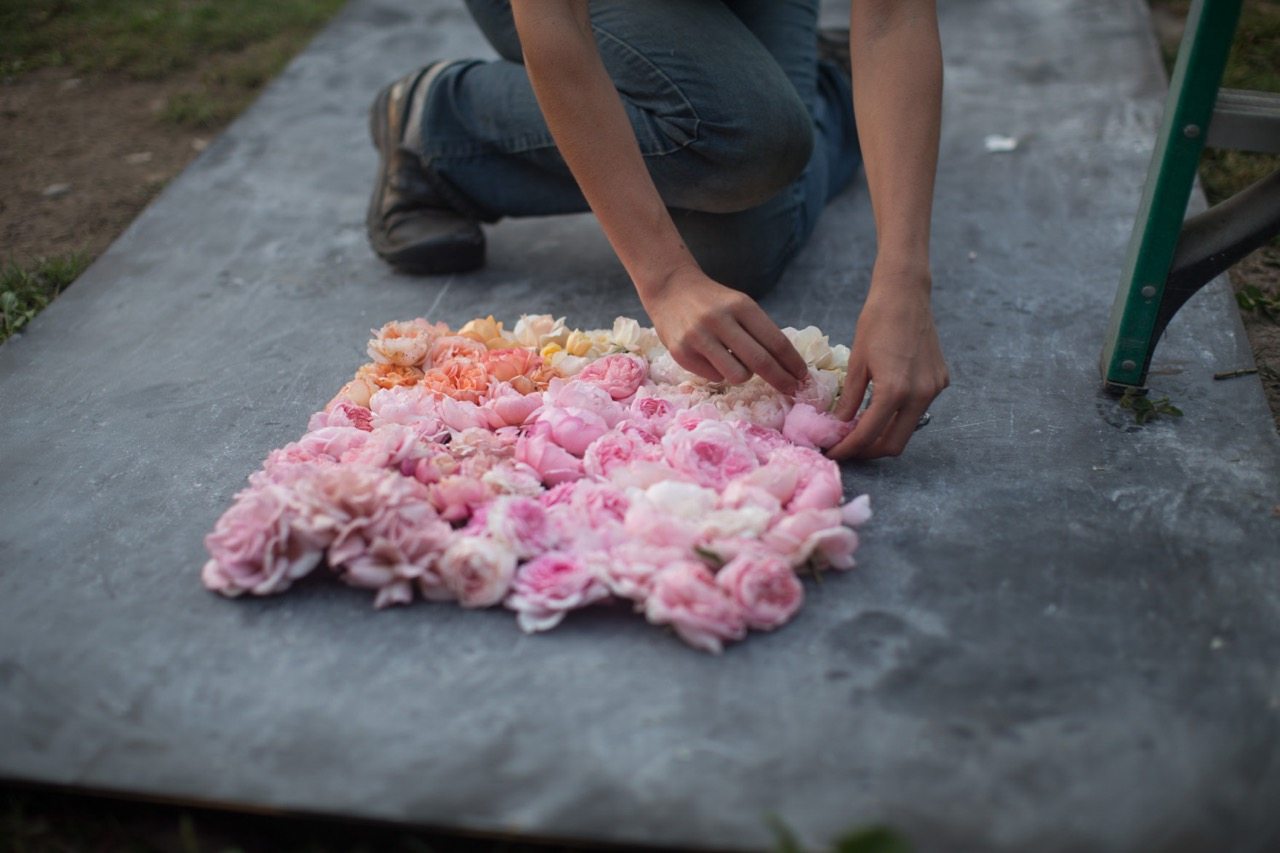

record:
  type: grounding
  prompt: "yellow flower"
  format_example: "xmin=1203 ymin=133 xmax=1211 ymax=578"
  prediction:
xmin=458 ymin=315 xmax=507 ymax=347
xmin=541 ymin=342 xmax=563 ymax=358
xmin=564 ymin=330 xmax=594 ymax=357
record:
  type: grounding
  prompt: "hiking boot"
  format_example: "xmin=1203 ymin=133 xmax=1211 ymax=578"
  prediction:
xmin=367 ymin=62 xmax=485 ymax=275
xmin=817 ymin=27 xmax=851 ymax=80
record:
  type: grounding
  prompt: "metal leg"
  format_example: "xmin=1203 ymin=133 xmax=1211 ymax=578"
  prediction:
xmin=1100 ymin=0 xmax=1243 ymax=393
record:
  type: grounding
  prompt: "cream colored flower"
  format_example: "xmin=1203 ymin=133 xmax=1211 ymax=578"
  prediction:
xmin=512 ymin=314 xmax=568 ymax=349
xmin=458 ymin=315 xmax=514 ymax=349
xmin=783 ymin=326 xmax=840 ymax=370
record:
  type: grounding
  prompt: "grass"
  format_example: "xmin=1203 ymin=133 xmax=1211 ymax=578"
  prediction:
xmin=0 ymin=253 xmax=89 ymax=342
xmin=0 ymin=0 xmax=345 ymax=81
xmin=1154 ymin=0 xmax=1280 ymax=234
xmin=0 ymin=0 xmax=346 ymax=129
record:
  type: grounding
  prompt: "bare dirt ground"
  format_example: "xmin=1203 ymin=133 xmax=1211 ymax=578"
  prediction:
xmin=0 ymin=66 xmax=212 ymax=267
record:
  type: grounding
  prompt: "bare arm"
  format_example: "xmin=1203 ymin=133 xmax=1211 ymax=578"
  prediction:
xmin=511 ymin=0 xmax=807 ymax=394
xmin=828 ymin=0 xmax=950 ymax=460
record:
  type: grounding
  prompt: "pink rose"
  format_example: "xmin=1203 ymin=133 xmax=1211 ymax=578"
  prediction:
xmin=793 ymin=368 xmax=838 ymax=412
xmin=662 ymin=418 xmax=758 ymax=490
xmin=842 ymin=494 xmax=873 ymax=527
xmin=806 ymin=525 xmax=860 ymax=570
xmin=782 ymin=403 xmax=855 ymax=451
xmin=539 ymin=405 xmax=610 ymax=457
xmin=505 ymin=551 xmax=610 ymax=632
xmin=542 ymin=378 xmax=626 ymax=427
xmin=486 ymin=382 xmax=543 ymax=426
xmin=481 ymin=460 xmax=545 ymax=497
xmin=485 ymin=495 xmax=555 ymax=558
xmin=429 ymin=474 xmax=490 ymax=522
xmin=629 ymin=392 xmax=678 ymax=430
xmin=576 ymin=353 xmax=648 ymax=400
xmin=739 ymin=422 xmax=791 ymax=462
xmin=291 ymin=426 xmax=374 ymax=463
xmin=762 ymin=507 xmax=846 ymax=567
xmin=434 ymin=535 xmax=517 ymax=607
xmin=582 ymin=429 xmax=663 ymax=479
xmin=202 ymin=483 xmax=325 ymax=597
xmin=593 ymin=542 xmax=687 ymax=601
xmin=307 ymin=401 xmax=374 ymax=432
xmin=767 ymin=445 xmax=843 ymax=511
xmin=725 ymin=463 xmax=799 ymax=507
xmin=516 ymin=421 xmax=584 ymax=486
xmin=644 ymin=563 xmax=748 ymax=654
xmin=715 ymin=552 xmax=803 ymax=630
xmin=368 ymin=385 xmax=445 ymax=436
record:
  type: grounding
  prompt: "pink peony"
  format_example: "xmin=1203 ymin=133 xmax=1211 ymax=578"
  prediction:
xmin=542 ymin=379 xmax=626 ymax=427
xmin=485 ymin=495 xmax=555 ymax=558
xmin=782 ymin=403 xmax=856 ymax=451
xmin=842 ymin=494 xmax=873 ymax=527
xmin=761 ymin=507 xmax=848 ymax=567
xmin=434 ymin=535 xmax=518 ymax=607
xmin=576 ymin=353 xmax=648 ymax=400
xmin=307 ymin=401 xmax=374 ymax=432
xmin=644 ymin=563 xmax=748 ymax=654
xmin=505 ymin=551 xmax=610 ymax=632
xmin=582 ymin=429 xmax=663 ymax=479
xmin=629 ymin=392 xmax=678 ymax=430
xmin=767 ymin=445 xmax=843 ymax=511
xmin=487 ymin=382 xmax=543 ymax=426
xmin=793 ymin=368 xmax=838 ymax=412
xmin=429 ymin=474 xmax=490 ymax=522
xmin=202 ymin=483 xmax=326 ymax=597
xmin=662 ymin=418 xmax=758 ymax=490
xmin=516 ymin=421 xmax=584 ymax=486
xmin=539 ymin=405 xmax=610 ymax=457
xmin=593 ymin=542 xmax=688 ymax=601
xmin=481 ymin=460 xmax=545 ymax=497
xmin=715 ymin=552 xmax=803 ymax=630
xmin=368 ymin=385 xmax=445 ymax=436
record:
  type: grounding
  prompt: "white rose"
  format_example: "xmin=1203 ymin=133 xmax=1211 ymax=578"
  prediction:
xmin=512 ymin=314 xmax=568 ymax=349
xmin=783 ymin=325 xmax=838 ymax=369
xmin=436 ymin=535 xmax=517 ymax=608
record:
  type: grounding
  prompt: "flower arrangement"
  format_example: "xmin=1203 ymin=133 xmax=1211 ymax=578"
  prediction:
xmin=201 ymin=314 xmax=871 ymax=653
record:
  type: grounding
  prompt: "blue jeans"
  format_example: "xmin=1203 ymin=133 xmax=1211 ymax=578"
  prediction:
xmin=416 ymin=0 xmax=860 ymax=297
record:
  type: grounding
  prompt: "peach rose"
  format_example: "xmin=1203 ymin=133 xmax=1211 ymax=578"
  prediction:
xmin=458 ymin=315 xmax=516 ymax=349
xmin=484 ymin=347 xmax=549 ymax=390
xmin=427 ymin=335 xmax=486 ymax=366
xmin=367 ymin=318 xmax=449 ymax=366
xmin=355 ymin=361 xmax=425 ymax=391
xmin=420 ymin=357 xmax=490 ymax=404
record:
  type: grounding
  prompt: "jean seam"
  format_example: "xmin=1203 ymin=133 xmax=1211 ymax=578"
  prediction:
xmin=590 ymin=25 xmax=702 ymax=158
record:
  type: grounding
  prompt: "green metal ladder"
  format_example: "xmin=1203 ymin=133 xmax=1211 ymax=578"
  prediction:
xmin=1101 ymin=0 xmax=1280 ymax=393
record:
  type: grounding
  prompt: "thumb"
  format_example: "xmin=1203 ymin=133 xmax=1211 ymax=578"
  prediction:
xmin=833 ymin=365 xmax=869 ymax=421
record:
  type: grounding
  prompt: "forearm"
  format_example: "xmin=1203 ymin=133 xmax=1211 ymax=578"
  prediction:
xmin=512 ymin=1 xmax=695 ymax=297
xmin=849 ymin=0 xmax=942 ymax=284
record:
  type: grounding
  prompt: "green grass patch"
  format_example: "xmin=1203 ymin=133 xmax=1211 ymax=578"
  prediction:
xmin=0 ymin=253 xmax=89 ymax=342
xmin=0 ymin=0 xmax=346 ymax=81
xmin=1154 ymin=0 xmax=1280 ymax=215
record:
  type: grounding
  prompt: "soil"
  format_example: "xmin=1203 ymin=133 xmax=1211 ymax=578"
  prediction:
xmin=0 ymin=66 xmax=211 ymax=266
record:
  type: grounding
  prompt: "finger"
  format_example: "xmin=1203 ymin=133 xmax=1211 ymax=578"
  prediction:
xmin=826 ymin=390 xmax=897 ymax=460
xmin=832 ymin=363 xmax=869 ymax=421
xmin=869 ymin=397 xmax=931 ymax=458
xmin=735 ymin=304 xmax=809 ymax=381
xmin=700 ymin=335 xmax=752 ymax=385
xmin=719 ymin=322 xmax=799 ymax=394
xmin=673 ymin=348 xmax=725 ymax=384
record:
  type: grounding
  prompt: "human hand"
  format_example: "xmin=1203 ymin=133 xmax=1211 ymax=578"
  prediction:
xmin=827 ymin=269 xmax=948 ymax=460
xmin=640 ymin=263 xmax=809 ymax=395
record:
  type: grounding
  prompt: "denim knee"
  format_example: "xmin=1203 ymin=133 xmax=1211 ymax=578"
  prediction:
xmin=681 ymin=91 xmax=814 ymax=215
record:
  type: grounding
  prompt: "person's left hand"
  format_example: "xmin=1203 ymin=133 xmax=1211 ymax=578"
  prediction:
xmin=827 ymin=267 xmax=949 ymax=460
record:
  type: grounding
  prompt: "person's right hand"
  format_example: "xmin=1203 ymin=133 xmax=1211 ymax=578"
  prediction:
xmin=639 ymin=263 xmax=809 ymax=395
